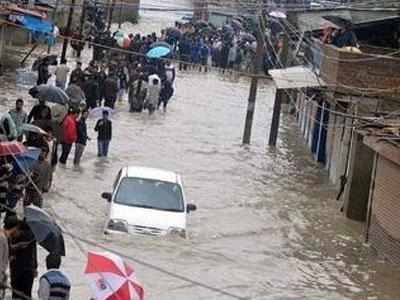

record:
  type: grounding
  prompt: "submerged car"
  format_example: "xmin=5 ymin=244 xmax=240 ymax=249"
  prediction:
xmin=102 ymin=166 xmax=197 ymax=237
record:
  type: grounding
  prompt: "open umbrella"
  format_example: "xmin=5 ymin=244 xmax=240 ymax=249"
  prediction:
xmin=233 ymin=16 xmax=244 ymax=23
xmin=65 ymin=83 xmax=86 ymax=105
xmin=231 ymin=19 xmax=243 ymax=31
xmin=222 ymin=24 xmax=234 ymax=33
xmin=89 ymin=107 xmax=114 ymax=119
xmin=21 ymin=123 xmax=48 ymax=136
xmin=195 ymin=20 xmax=208 ymax=28
xmin=114 ymin=31 xmax=131 ymax=49
xmin=85 ymin=251 xmax=144 ymax=300
xmin=51 ymin=104 xmax=68 ymax=123
xmin=146 ymin=46 xmax=171 ymax=58
xmin=269 ymin=11 xmax=287 ymax=19
xmin=240 ymin=32 xmax=256 ymax=42
xmin=32 ymin=55 xmax=58 ymax=71
xmin=30 ymin=85 xmax=69 ymax=105
xmin=322 ymin=16 xmax=352 ymax=28
xmin=24 ymin=205 xmax=66 ymax=256
xmin=0 ymin=141 xmax=27 ymax=157
xmin=150 ymin=41 xmax=171 ymax=50
xmin=12 ymin=147 xmax=41 ymax=175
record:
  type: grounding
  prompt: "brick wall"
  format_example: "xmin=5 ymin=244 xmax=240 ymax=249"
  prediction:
xmin=320 ymin=44 xmax=400 ymax=98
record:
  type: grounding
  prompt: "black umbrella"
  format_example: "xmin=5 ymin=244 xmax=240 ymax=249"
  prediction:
xmin=222 ymin=24 xmax=234 ymax=33
xmin=32 ymin=55 xmax=58 ymax=71
xmin=240 ymin=32 xmax=256 ymax=42
xmin=233 ymin=16 xmax=244 ymax=22
xmin=195 ymin=20 xmax=209 ymax=28
xmin=231 ymin=19 xmax=243 ymax=31
xmin=29 ymin=84 xmax=69 ymax=105
xmin=24 ymin=205 xmax=66 ymax=256
xmin=65 ymin=83 xmax=86 ymax=105
xmin=322 ymin=16 xmax=352 ymax=28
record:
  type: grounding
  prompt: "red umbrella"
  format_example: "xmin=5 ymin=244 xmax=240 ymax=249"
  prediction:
xmin=0 ymin=141 xmax=27 ymax=157
xmin=85 ymin=251 xmax=144 ymax=300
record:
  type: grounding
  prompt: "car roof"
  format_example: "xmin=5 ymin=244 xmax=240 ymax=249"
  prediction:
xmin=121 ymin=166 xmax=180 ymax=184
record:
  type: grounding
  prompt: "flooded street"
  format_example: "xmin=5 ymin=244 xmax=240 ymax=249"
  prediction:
xmin=2 ymin=0 xmax=400 ymax=299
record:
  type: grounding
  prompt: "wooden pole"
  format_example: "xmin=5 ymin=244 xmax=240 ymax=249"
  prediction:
xmin=118 ymin=0 xmax=123 ymax=29
xmin=60 ymin=0 xmax=75 ymax=64
xmin=268 ymin=26 xmax=289 ymax=147
xmin=107 ymin=0 xmax=115 ymax=31
xmin=0 ymin=24 xmax=5 ymax=75
xmin=77 ymin=0 xmax=87 ymax=58
xmin=242 ymin=18 xmax=265 ymax=145
xmin=268 ymin=89 xmax=283 ymax=146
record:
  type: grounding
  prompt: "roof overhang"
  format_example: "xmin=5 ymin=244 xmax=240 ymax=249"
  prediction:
xmin=268 ymin=66 xmax=325 ymax=89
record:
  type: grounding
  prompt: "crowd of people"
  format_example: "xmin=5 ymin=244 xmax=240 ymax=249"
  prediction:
xmin=0 ymin=12 xmax=287 ymax=299
xmin=0 ymin=97 xmax=73 ymax=300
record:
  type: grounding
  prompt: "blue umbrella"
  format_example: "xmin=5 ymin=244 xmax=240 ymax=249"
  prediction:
xmin=12 ymin=147 xmax=41 ymax=175
xmin=146 ymin=46 xmax=171 ymax=58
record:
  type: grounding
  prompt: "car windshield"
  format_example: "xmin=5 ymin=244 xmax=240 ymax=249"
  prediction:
xmin=114 ymin=177 xmax=184 ymax=212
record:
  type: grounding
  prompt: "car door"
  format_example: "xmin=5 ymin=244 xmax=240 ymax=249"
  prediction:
xmin=104 ymin=169 xmax=123 ymax=231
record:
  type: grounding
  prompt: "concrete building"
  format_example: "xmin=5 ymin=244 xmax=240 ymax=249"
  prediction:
xmin=269 ymin=8 xmax=400 ymax=264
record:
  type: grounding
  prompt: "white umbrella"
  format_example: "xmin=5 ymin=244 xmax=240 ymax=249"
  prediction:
xmin=269 ymin=11 xmax=287 ymax=19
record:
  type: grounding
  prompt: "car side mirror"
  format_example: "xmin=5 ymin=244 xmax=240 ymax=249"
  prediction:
xmin=186 ymin=203 xmax=197 ymax=213
xmin=101 ymin=192 xmax=112 ymax=202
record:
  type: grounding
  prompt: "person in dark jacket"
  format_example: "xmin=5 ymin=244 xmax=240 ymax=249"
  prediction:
xmin=94 ymin=110 xmax=112 ymax=157
xmin=97 ymin=65 xmax=107 ymax=106
xmin=37 ymin=61 xmax=50 ymax=85
xmin=73 ymin=110 xmax=90 ymax=166
xmin=38 ymin=254 xmax=71 ymax=300
xmin=83 ymin=75 xmax=99 ymax=109
xmin=27 ymin=99 xmax=51 ymax=123
xmin=69 ymin=62 xmax=85 ymax=88
xmin=103 ymin=74 xmax=119 ymax=109
xmin=9 ymin=220 xmax=38 ymax=300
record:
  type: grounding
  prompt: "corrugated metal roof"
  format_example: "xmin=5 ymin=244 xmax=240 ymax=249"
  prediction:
xmin=269 ymin=66 xmax=326 ymax=89
xmin=294 ymin=9 xmax=399 ymax=32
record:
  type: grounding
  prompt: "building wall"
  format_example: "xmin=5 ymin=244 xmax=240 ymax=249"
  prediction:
xmin=343 ymin=132 xmax=374 ymax=221
xmin=113 ymin=0 xmax=140 ymax=24
xmin=368 ymin=154 xmax=400 ymax=264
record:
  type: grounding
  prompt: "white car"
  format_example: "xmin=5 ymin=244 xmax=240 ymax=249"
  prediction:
xmin=102 ymin=166 xmax=197 ymax=237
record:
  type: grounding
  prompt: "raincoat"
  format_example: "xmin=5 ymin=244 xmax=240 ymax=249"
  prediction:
xmin=62 ymin=115 xmax=77 ymax=144
xmin=145 ymin=74 xmax=161 ymax=108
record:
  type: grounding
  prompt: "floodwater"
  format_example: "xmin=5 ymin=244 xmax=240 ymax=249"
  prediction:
xmin=1 ymin=0 xmax=400 ymax=299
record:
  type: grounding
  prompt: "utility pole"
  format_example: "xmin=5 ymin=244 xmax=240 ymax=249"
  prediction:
xmin=0 ymin=24 xmax=5 ymax=75
xmin=268 ymin=20 xmax=290 ymax=147
xmin=77 ymin=0 xmax=87 ymax=58
xmin=242 ymin=17 xmax=265 ymax=145
xmin=118 ymin=0 xmax=123 ymax=28
xmin=47 ymin=0 xmax=59 ymax=54
xmin=107 ymin=0 xmax=115 ymax=31
xmin=60 ymin=0 xmax=75 ymax=64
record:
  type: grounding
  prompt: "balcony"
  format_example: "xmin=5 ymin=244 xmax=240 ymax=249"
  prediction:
xmin=319 ymin=43 xmax=400 ymax=98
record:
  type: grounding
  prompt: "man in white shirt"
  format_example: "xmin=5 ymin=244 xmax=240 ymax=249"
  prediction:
xmin=55 ymin=62 xmax=70 ymax=90
xmin=38 ymin=254 xmax=71 ymax=300
xmin=145 ymin=74 xmax=161 ymax=115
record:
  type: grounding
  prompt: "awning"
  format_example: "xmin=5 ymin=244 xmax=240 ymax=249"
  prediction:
xmin=14 ymin=14 xmax=55 ymax=45
xmin=268 ymin=66 xmax=325 ymax=89
xmin=19 ymin=15 xmax=52 ymax=34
